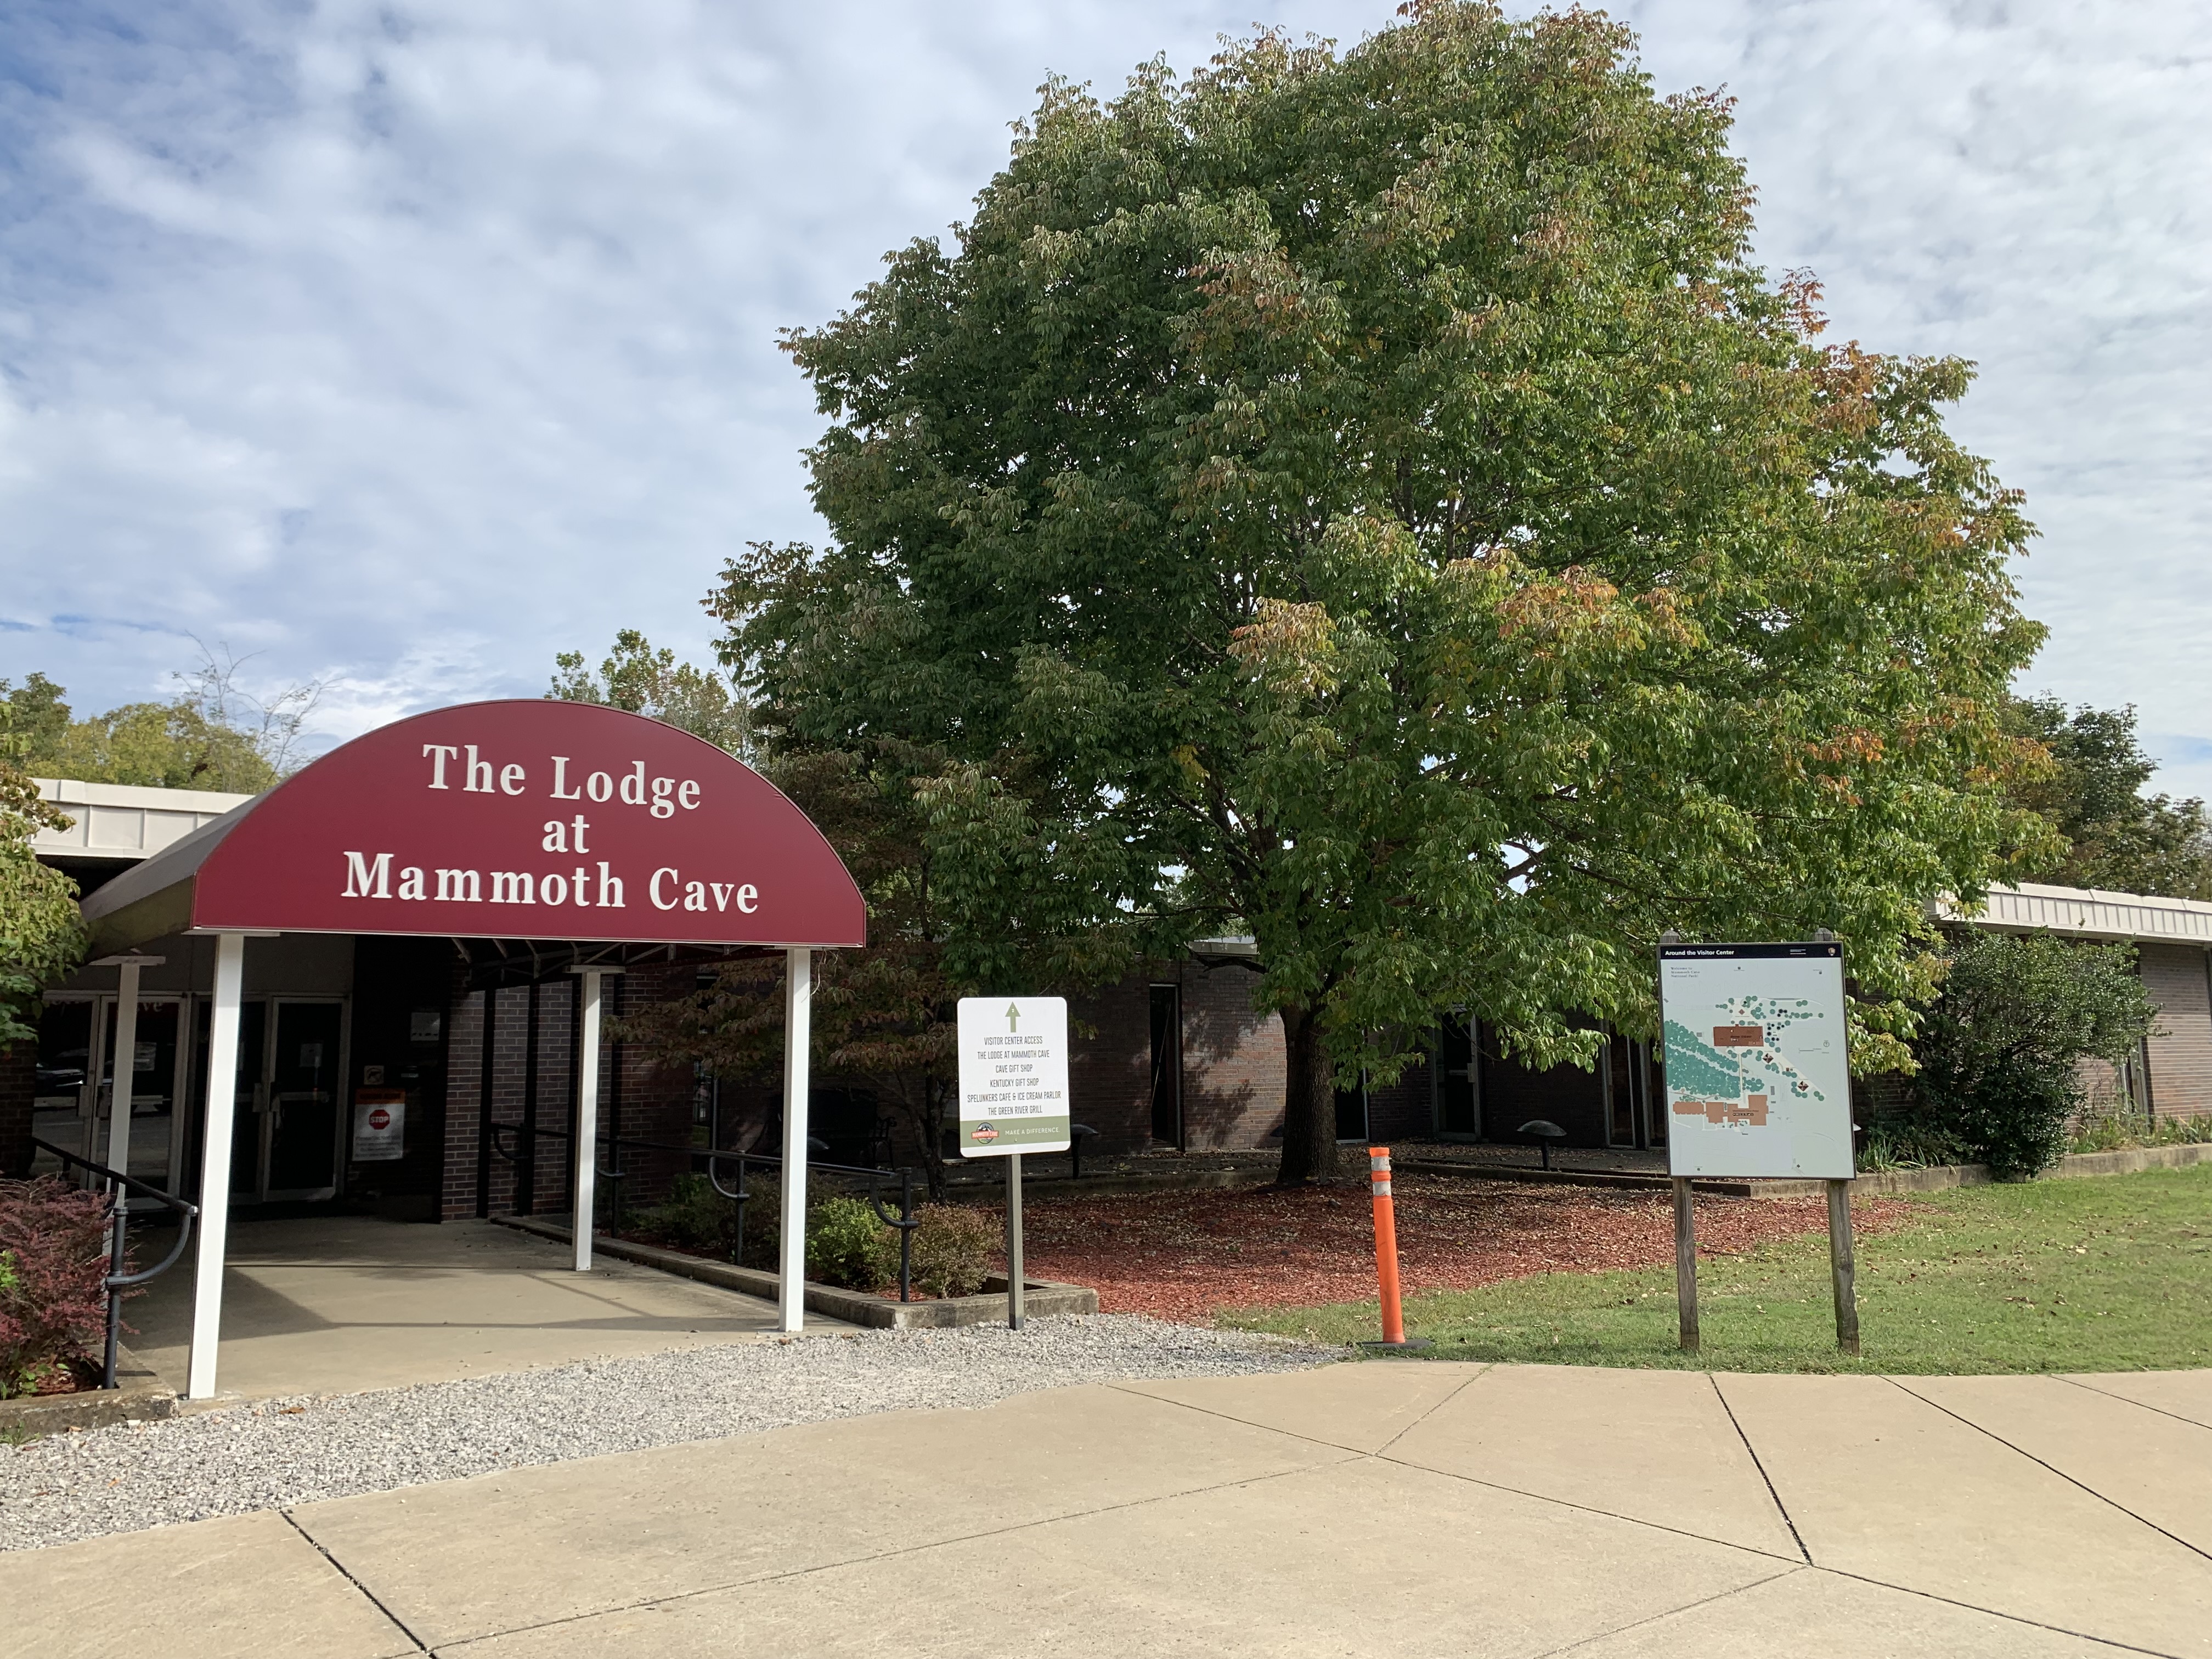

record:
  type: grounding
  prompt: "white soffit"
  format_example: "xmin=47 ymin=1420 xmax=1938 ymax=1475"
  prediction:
xmin=1942 ymin=882 xmax=2212 ymax=946
xmin=32 ymin=777 xmax=257 ymax=863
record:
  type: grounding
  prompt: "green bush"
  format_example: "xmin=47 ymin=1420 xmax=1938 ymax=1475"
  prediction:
xmin=1916 ymin=934 xmax=2157 ymax=1178
xmin=805 ymin=1195 xmax=899 ymax=1291
xmin=909 ymin=1204 xmax=997 ymax=1299
xmin=1857 ymin=1118 xmax=1972 ymax=1172
xmin=635 ymin=1173 xmax=740 ymax=1258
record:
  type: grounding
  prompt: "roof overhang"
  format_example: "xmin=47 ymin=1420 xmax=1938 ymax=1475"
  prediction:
xmin=1936 ymin=882 xmax=2212 ymax=947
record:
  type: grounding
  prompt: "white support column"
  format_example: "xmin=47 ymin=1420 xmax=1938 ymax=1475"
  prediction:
xmin=103 ymin=960 xmax=144 ymax=1184
xmin=572 ymin=970 xmax=606 ymax=1272
xmin=777 ymin=947 xmax=813 ymax=1333
xmin=187 ymin=933 xmax=246 ymax=1401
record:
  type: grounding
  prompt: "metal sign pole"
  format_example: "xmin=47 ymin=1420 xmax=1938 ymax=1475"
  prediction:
xmin=1827 ymin=1178 xmax=1860 ymax=1354
xmin=1006 ymin=1152 xmax=1025 ymax=1331
xmin=1672 ymin=1177 xmax=1700 ymax=1354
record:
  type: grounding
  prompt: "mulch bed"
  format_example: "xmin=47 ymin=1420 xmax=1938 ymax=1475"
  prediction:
xmin=1007 ymin=1176 xmax=1917 ymax=1324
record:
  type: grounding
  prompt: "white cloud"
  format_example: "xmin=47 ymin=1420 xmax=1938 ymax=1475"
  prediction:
xmin=3 ymin=1 xmax=2207 ymax=801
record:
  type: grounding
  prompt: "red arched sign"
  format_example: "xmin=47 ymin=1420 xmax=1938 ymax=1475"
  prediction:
xmin=185 ymin=700 xmax=865 ymax=946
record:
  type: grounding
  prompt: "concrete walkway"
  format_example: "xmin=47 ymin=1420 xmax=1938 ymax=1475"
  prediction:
xmin=126 ymin=1215 xmax=845 ymax=1401
xmin=9 ymin=1361 xmax=2211 ymax=1657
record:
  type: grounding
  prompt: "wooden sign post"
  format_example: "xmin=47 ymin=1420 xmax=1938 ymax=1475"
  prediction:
xmin=1660 ymin=940 xmax=1859 ymax=1355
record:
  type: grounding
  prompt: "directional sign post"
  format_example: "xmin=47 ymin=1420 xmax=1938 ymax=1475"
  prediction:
xmin=1658 ymin=940 xmax=1859 ymax=1353
xmin=956 ymin=996 xmax=1071 ymax=1330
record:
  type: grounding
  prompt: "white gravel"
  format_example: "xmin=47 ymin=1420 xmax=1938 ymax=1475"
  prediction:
xmin=1 ymin=1316 xmax=1329 ymax=1553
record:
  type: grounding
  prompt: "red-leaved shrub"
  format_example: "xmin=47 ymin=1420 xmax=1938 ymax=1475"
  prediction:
xmin=0 ymin=1177 xmax=116 ymax=1396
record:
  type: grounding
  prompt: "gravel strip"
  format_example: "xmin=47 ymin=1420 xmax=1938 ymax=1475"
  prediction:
xmin=1 ymin=1315 xmax=1329 ymax=1553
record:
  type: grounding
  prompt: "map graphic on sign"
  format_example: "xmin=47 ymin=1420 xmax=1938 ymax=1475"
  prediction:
xmin=955 ymin=996 xmax=1072 ymax=1158
xmin=1658 ymin=944 xmax=1852 ymax=1179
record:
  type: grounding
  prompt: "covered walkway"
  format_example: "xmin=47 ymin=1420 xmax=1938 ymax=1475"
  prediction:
xmin=124 ymin=1215 xmax=844 ymax=1402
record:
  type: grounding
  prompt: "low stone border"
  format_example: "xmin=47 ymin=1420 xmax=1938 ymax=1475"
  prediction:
xmin=1403 ymin=1139 xmax=2212 ymax=1198
xmin=492 ymin=1215 xmax=1099 ymax=1328
xmin=0 ymin=1348 xmax=174 ymax=1440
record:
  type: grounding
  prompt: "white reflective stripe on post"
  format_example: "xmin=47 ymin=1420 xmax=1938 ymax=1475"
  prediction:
xmin=778 ymin=947 xmax=812 ymax=1333
xmin=573 ymin=971 xmax=604 ymax=1272
xmin=187 ymin=933 xmax=246 ymax=1401
xmin=105 ymin=960 xmax=141 ymax=1184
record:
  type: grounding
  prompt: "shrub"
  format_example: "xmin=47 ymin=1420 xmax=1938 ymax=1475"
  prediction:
xmin=908 ymin=1204 xmax=996 ymax=1299
xmin=1857 ymin=1118 xmax=1973 ymax=1173
xmin=634 ymin=1173 xmax=742 ymax=1259
xmin=1915 ymin=934 xmax=2158 ymax=1178
xmin=0 ymin=1177 xmax=115 ymax=1397
xmin=805 ymin=1195 xmax=899 ymax=1291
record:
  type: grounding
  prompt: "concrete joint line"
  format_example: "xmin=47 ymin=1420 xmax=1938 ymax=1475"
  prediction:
xmin=417 ymin=1458 xmax=1352 ymax=1652
xmin=1097 ymin=1375 xmax=1407 ymax=1458
xmin=1883 ymin=1376 xmax=2212 ymax=1565
xmin=1368 ymin=1449 xmax=1807 ymax=1567
xmin=280 ymin=1509 xmax=430 ymax=1655
xmin=2055 ymin=1372 xmax=2212 ymax=1435
xmin=1375 ymin=1362 xmax=1494 ymax=1458
xmin=1812 ymin=1563 xmax=2183 ymax=1658
xmin=1528 ymin=1564 xmax=1808 ymax=1657
xmin=1708 ymin=1372 xmax=1812 ymax=1564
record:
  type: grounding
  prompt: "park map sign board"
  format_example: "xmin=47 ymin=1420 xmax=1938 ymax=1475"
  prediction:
xmin=956 ymin=997 xmax=1071 ymax=1156
xmin=1659 ymin=942 xmax=1852 ymax=1181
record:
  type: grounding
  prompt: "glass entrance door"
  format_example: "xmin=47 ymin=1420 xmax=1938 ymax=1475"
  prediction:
xmin=91 ymin=997 xmax=186 ymax=1190
xmin=265 ymin=1001 xmax=345 ymax=1200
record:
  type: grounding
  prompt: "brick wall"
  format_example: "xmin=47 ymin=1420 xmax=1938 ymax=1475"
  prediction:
xmin=1365 ymin=1040 xmax=1435 ymax=1144
xmin=1177 ymin=964 xmax=1285 ymax=1149
xmin=2142 ymin=943 xmax=2212 ymax=1121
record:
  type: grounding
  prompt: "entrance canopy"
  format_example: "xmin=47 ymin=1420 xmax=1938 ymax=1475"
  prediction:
xmin=82 ymin=699 xmax=866 ymax=956
xmin=72 ymin=699 xmax=857 ymax=1399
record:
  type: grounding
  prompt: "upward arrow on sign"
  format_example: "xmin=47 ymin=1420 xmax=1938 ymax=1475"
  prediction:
xmin=1005 ymin=1002 xmax=1022 ymax=1032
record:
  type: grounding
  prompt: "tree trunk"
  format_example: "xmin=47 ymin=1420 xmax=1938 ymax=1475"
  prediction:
xmin=1277 ymin=1004 xmax=1340 ymax=1186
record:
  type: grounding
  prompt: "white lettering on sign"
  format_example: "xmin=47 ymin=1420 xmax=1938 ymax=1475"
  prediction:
xmin=343 ymin=850 xmax=392 ymax=898
xmin=551 ymin=756 xmax=582 ymax=800
xmin=423 ymin=745 xmax=457 ymax=788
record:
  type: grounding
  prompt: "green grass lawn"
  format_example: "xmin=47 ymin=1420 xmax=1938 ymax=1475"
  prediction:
xmin=1227 ymin=1164 xmax=2212 ymax=1374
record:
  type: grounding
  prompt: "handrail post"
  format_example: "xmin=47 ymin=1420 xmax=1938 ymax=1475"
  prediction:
xmin=898 ymin=1168 xmax=915 ymax=1304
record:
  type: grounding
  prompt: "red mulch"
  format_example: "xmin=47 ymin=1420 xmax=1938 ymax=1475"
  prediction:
xmin=1008 ymin=1176 xmax=1916 ymax=1324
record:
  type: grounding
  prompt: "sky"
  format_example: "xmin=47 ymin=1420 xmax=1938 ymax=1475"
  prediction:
xmin=3 ymin=2 xmax=2207 ymax=793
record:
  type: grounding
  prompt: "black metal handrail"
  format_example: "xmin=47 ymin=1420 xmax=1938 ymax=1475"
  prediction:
xmin=29 ymin=1138 xmax=199 ymax=1391
xmin=488 ymin=1120 xmax=925 ymax=1301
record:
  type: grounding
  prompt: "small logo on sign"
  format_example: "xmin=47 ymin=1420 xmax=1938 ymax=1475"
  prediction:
xmin=969 ymin=1124 xmax=999 ymax=1143
xmin=368 ymin=1108 xmax=392 ymax=1131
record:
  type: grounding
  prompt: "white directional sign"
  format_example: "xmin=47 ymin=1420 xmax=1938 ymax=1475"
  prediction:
xmin=1659 ymin=943 xmax=1853 ymax=1180
xmin=956 ymin=996 xmax=1071 ymax=1158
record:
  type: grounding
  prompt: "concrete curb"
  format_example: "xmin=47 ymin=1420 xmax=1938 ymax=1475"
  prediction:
xmin=1400 ymin=1139 xmax=2212 ymax=1198
xmin=0 ymin=1348 xmax=175 ymax=1440
xmin=491 ymin=1215 xmax=1099 ymax=1329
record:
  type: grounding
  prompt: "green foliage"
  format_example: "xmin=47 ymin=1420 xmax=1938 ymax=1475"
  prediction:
xmin=1855 ymin=1117 xmax=1972 ymax=1172
xmin=717 ymin=4 xmax=2045 ymax=1181
xmin=804 ymin=1195 xmax=900 ymax=1291
xmin=2002 ymin=695 xmax=2212 ymax=899
xmin=550 ymin=630 xmax=751 ymax=757
xmin=3 ymin=649 xmax=323 ymax=794
xmin=0 ymin=700 xmax=86 ymax=1046
xmin=909 ymin=1204 xmax=997 ymax=1299
xmin=1915 ymin=933 xmax=2157 ymax=1177
xmin=2070 ymin=1105 xmax=2212 ymax=1155
xmin=635 ymin=1173 xmax=744 ymax=1259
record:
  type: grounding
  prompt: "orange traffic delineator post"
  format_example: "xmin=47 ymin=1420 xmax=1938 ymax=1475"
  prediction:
xmin=1359 ymin=1146 xmax=1431 ymax=1353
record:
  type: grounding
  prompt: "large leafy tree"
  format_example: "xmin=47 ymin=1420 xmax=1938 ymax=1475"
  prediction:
xmin=715 ymin=3 xmax=2045 ymax=1182
xmin=2002 ymin=696 xmax=2212 ymax=900
xmin=0 ymin=707 xmax=84 ymax=1047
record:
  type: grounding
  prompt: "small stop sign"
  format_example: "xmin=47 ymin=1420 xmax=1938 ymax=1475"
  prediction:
xmin=368 ymin=1108 xmax=391 ymax=1130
